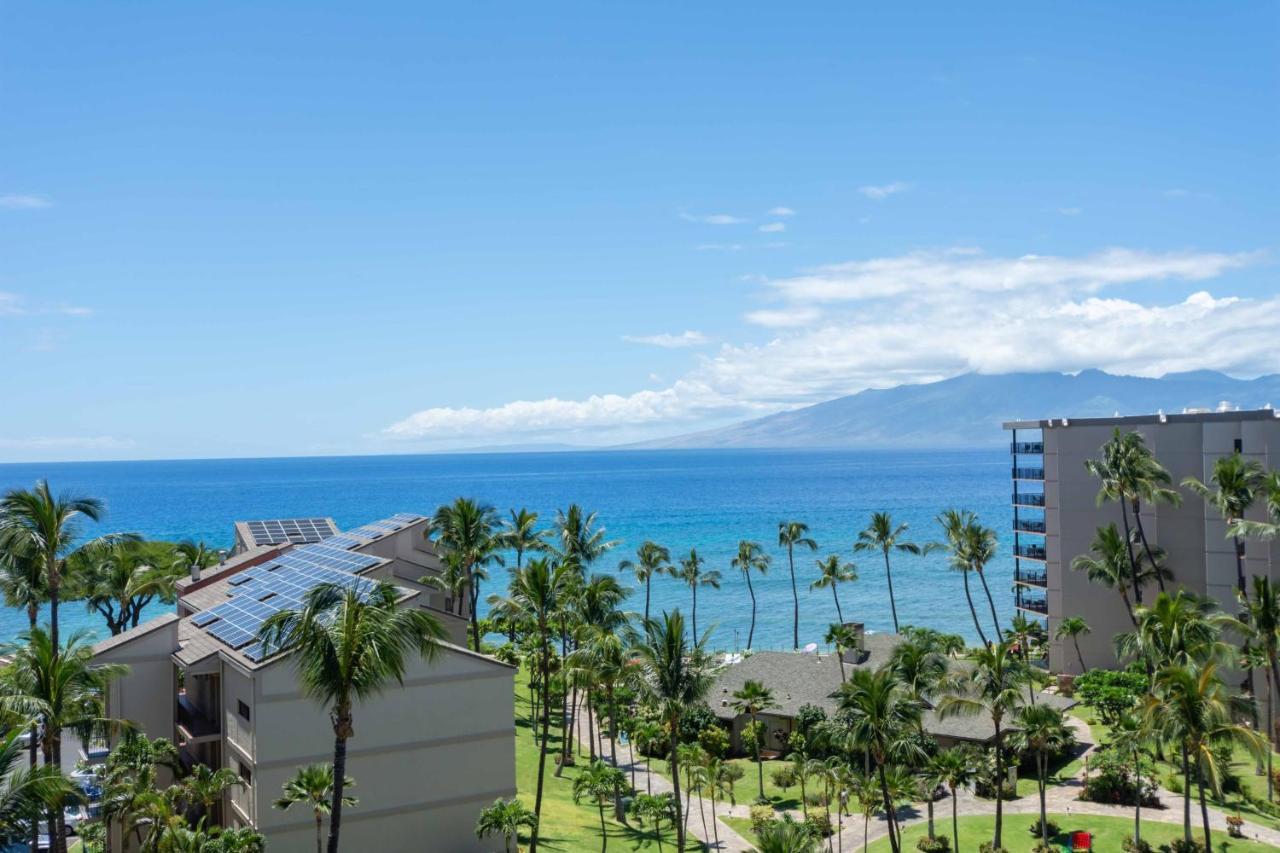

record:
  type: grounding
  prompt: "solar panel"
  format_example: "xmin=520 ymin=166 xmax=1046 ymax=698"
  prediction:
xmin=243 ymin=518 xmax=337 ymax=547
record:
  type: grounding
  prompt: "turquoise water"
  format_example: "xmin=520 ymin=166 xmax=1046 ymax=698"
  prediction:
xmin=0 ymin=449 xmax=1016 ymax=649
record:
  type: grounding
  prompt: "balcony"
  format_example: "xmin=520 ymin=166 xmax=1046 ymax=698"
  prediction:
xmin=1011 ymin=441 xmax=1044 ymax=454
xmin=1015 ymin=543 xmax=1046 ymax=561
xmin=1013 ymin=467 xmax=1045 ymax=481
xmin=1014 ymin=518 xmax=1046 ymax=534
xmin=1012 ymin=491 xmax=1045 ymax=507
xmin=1016 ymin=570 xmax=1048 ymax=587
xmin=177 ymin=695 xmax=220 ymax=741
xmin=1017 ymin=596 xmax=1049 ymax=615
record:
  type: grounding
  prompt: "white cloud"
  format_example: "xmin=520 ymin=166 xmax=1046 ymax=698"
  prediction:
xmin=696 ymin=243 xmax=743 ymax=252
xmin=383 ymin=247 xmax=1271 ymax=443
xmin=622 ymin=330 xmax=710 ymax=348
xmin=858 ymin=182 xmax=910 ymax=200
xmin=0 ymin=292 xmax=93 ymax=318
xmin=769 ymin=207 xmax=796 ymax=217
xmin=1058 ymin=207 xmax=1082 ymax=216
xmin=758 ymin=222 xmax=786 ymax=233
xmin=0 ymin=194 xmax=52 ymax=210
xmin=680 ymin=211 xmax=747 ymax=225
xmin=0 ymin=435 xmax=133 ymax=451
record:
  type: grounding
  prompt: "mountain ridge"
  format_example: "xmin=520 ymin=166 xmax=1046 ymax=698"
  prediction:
xmin=627 ymin=370 xmax=1280 ymax=450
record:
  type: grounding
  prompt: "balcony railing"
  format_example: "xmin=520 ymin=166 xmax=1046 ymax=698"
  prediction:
xmin=1012 ymin=492 xmax=1045 ymax=507
xmin=1011 ymin=441 xmax=1044 ymax=454
xmin=1017 ymin=597 xmax=1049 ymax=614
xmin=177 ymin=695 xmax=219 ymax=739
xmin=1013 ymin=467 xmax=1045 ymax=480
xmin=1014 ymin=518 xmax=1046 ymax=534
xmin=1015 ymin=543 xmax=1047 ymax=560
xmin=1016 ymin=570 xmax=1048 ymax=586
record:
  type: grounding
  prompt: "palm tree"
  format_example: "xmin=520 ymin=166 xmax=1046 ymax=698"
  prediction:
xmin=730 ymin=679 xmax=777 ymax=802
xmin=730 ymin=540 xmax=770 ymax=649
xmin=68 ymin=539 xmax=185 ymax=635
xmin=930 ymin=747 xmax=976 ymax=853
xmin=755 ymin=814 xmax=818 ymax=853
xmin=431 ymin=497 xmax=503 ymax=651
xmin=619 ymin=541 xmax=671 ymax=626
xmin=1111 ymin=711 xmax=1154 ymax=849
xmin=673 ymin=549 xmax=720 ymax=640
xmin=836 ymin=667 xmax=924 ymax=853
xmin=1183 ymin=453 xmax=1265 ymax=603
xmin=825 ymin=622 xmax=860 ymax=684
xmin=1086 ymin=428 xmax=1182 ymax=598
xmin=1011 ymin=703 xmax=1072 ymax=848
xmin=500 ymin=508 xmax=548 ymax=571
xmin=854 ymin=513 xmax=924 ymax=634
xmin=1239 ymin=575 xmax=1280 ymax=802
xmin=174 ymin=539 xmax=221 ymax=581
xmin=423 ymin=549 xmax=472 ymax=617
xmin=935 ymin=510 xmax=990 ymax=646
xmin=0 ymin=481 xmax=104 ymax=650
xmin=508 ymin=557 xmax=570 ymax=852
xmin=553 ymin=504 xmax=619 ymax=574
xmin=573 ymin=760 xmax=627 ymax=853
xmin=1147 ymin=662 xmax=1265 ymax=850
xmin=1115 ymin=590 xmax=1232 ymax=670
xmin=937 ymin=640 xmax=1028 ymax=851
xmin=0 ymin=534 xmax=45 ymax=630
xmin=475 ymin=797 xmax=538 ymax=853
xmin=847 ymin=770 xmax=880 ymax=853
xmin=273 ymin=764 xmax=355 ymax=853
xmin=0 ymin=727 xmax=78 ymax=849
xmin=257 ymin=581 xmax=444 ymax=853
xmin=1071 ymin=524 xmax=1147 ymax=627
xmin=631 ymin=610 xmax=713 ymax=852
xmin=778 ymin=521 xmax=818 ymax=650
xmin=810 ymin=555 xmax=857 ymax=624
xmin=0 ymin=626 xmax=126 ymax=853
xmin=1055 ymin=616 xmax=1091 ymax=673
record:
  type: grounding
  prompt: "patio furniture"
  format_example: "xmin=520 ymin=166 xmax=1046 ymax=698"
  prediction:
xmin=1070 ymin=831 xmax=1092 ymax=852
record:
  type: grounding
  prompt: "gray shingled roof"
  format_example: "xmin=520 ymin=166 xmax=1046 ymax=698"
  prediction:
xmin=707 ymin=639 xmax=1076 ymax=745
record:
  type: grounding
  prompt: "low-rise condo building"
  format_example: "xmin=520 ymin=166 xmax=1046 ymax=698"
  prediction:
xmin=93 ymin=513 xmax=515 ymax=852
xmin=1003 ymin=407 xmax=1280 ymax=675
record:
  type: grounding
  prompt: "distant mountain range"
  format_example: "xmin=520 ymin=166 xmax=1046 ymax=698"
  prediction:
xmin=629 ymin=370 xmax=1280 ymax=449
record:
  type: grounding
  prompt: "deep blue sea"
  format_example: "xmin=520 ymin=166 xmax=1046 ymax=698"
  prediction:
xmin=0 ymin=449 xmax=1016 ymax=650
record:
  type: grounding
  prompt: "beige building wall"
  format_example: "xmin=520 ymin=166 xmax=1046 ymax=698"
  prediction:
xmin=1007 ymin=411 xmax=1280 ymax=676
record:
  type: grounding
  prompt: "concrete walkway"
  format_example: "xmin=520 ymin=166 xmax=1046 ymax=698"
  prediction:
xmin=568 ymin=697 xmax=1280 ymax=851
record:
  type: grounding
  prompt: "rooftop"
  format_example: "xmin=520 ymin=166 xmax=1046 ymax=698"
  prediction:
xmin=234 ymin=517 xmax=339 ymax=549
xmin=1003 ymin=407 xmax=1280 ymax=431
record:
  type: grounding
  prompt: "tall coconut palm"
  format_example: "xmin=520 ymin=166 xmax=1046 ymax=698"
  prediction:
xmin=1147 ymin=662 xmax=1265 ymax=849
xmin=1071 ymin=524 xmax=1149 ymax=627
xmin=631 ymin=610 xmax=713 ymax=852
xmin=886 ymin=632 xmax=951 ymax=836
xmin=1237 ymin=574 xmax=1280 ymax=801
xmin=935 ymin=510 xmax=989 ymax=647
xmin=825 ymin=622 xmax=861 ymax=684
xmin=937 ymin=641 xmax=1028 ymax=851
xmin=68 ymin=539 xmax=185 ymax=635
xmin=962 ymin=518 xmax=1003 ymax=643
xmin=619 ymin=541 xmax=671 ymax=626
xmin=174 ymin=539 xmax=221 ymax=581
xmin=930 ymin=747 xmax=977 ymax=853
xmin=257 ymin=581 xmax=444 ymax=853
xmin=274 ymin=764 xmax=356 ymax=853
xmin=1010 ymin=703 xmax=1072 ymax=848
xmin=431 ymin=497 xmax=503 ymax=652
xmin=673 ymin=549 xmax=720 ymax=640
xmin=1008 ymin=612 xmax=1047 ymax=703
xmin=499 ymin=508 xmax=548 ymax=571
xmin=810 ymin=555 xmax=857 ymax=624
xmin=778 ymin=521 xmax=818 ymax=650
xmin=1054 ymin=616 xmax=1091 ymax=673
xmin=0 ymin=481 xmax=104 ymax=651
xmin=0 ymin=535 xmax=45 ymax=630
xmin=573 ymin=759 xmax=627 ymax=853
xmin=0 ymin=727 xmax=78 ymax=849
xmin=1183 ymin=453 xmax=1265 ymax=603
xmin=1086 ymin=429 xmax=1182 ymax=599
xmin=836 ymin=667 xmax=923 ymax=853
xmin=0 ymin=626 xmax=125 ymax=853
xmin=1111 ymin=711 xmax=1154 ymax=849
xmin=553 ymin=504 xmax=619 ymax=575
xmin=508 ymin=557 xmax=571 ymax=852
xmin=854 ymin=513 xmax=924 ymax=634
xmin=730 ymin=541 xmax=770 ymax=649
xmin=730 ymin=679 xmax=777 ymax=802
xmin=1114 ymin=590 xmax=1232 ymax=671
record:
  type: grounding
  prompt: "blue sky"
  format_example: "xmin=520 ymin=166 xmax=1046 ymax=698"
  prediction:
xmin=2 ymin=2 xmax=1277 ymax=461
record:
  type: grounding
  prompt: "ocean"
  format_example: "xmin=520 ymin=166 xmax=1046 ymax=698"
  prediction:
xmin=0 ymin=448 xmax=1018 ymax=650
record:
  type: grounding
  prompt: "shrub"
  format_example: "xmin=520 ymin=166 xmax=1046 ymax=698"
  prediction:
xmin=1031 ymin=844 xmax=1056 ymax=853
xmin=794 ymin=704 xmax=827 ymax=735
xmin=1027 ymin=818 xmax=1060 ymax=838
xmin=1165 ymin=839 xmax=1204 ymax=853
xmin=977 ymin=843 xmax=1009 ymax=853
xmin=678 ymin=703 xmax=721 ymax=743
xmin=741 ymin=719 xmax=766 ymax=755
xmin=749 ymin=804 xmax=776 ymax=834
xmin=1165 ymin=773 xmax=1183 ymax=794
xmin=1081 ymin=747 xmax=1159 ymax=807
xmin=770 ymin=766 xmax=797 ymax=791
xmin=1075 ymin=668 xmax=1149 ymax=724
xmin=1226 ymin=815 xmax=1245 ymax=838
xmin=804 ymin=812 xmax=832 ymax=838
xmin=698 ymin=724 xmax=730 ymax=758
xmin=1120 ymin=837 xmax=1152 ymax=853
xmin=916 ymin=836 xmax=951 ymax=852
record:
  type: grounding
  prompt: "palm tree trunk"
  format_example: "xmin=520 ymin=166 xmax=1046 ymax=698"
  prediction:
xmin=975 ymin=569 xmax=1003 ymax=641
xmin=711 ymin=789 xmax=720 ymax=848
xmin=992 ymin=718 xmax=1004 ymax=850
xmin=607 ymin=687 xmax=624 ymax=821
xmin=315 ymin=812 xmax=323 ymax=853
xmin=962 ymin=571 xmax=989 ymax=647
xmin=876 ymin=762 xmax=899 ymax=853
xmin=47 ymin=554 xmax=60 ymax=652
xmin=745 ymin=570 xmax=757 ymax=649
xmin=1118 ymin=500 xmax=1143 ymax=606
xmin=1130 ymin=499 xmax=1167 ymax=591
xmin=951 ymin=789 xmax=959 ymax=853
xmin=531 ymin=640 xmax=553 ymax=853
xmin=799 ymin=767 xmax=808 ymax=820
xmin=788 ymin=546 xmax=799 ymax=650
xmin=326 ymin=713 xmax=352 ymax=853
xmin=753 ymin=713 xmax=765 ymax=801
xmin=1038 ymin=751 xmax=1048 ymax=847
xmin=1181 ymin=745 xmax=1191 ymax=843
xmin=644 ymin=576 xmax=651 ymax=626
xmin=1074 ymin=637 xmax=1086 ymax=672
xmin=670 ymin=729 xmax=684 ymax=852
xmin=1133 ymin=746 xmax=1142 ymax=848
xmin=1196 ymin=769 xmax=1212 ymax=852
xmin=691 ymin=582 xmax=698 ymax=641
xmin=587 ymin=692 xmax=597 ymax=761
xmin=882 ymin=549 xmax=899 ymax=633
xmin=836 ymin=644 xmax=846 ymax=683
xmin=556 ymin=628 xmax=572 ymax=776
xmin=831 ymin=585 xmax=843 ymax=625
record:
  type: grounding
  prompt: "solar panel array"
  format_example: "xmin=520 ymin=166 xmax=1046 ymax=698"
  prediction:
xmin=195 ymin=513 xmax=425 ymax=662
xmin=243 ymin=518 xmax=338 ymax=547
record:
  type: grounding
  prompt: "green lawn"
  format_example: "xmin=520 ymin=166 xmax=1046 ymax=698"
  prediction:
xmin=868 ymin=812 xmax=1277 ymax=853
xmin=513 ymin=670 xmax=704 ymax=852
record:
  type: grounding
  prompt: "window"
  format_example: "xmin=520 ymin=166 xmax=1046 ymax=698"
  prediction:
xmin=237 ymin=700 xmax=251 ymax=722
xmin=1234 ymin=438 xmax=1243 ymax=453
xmin=237 ymin=760 xmax=252 ymax=785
